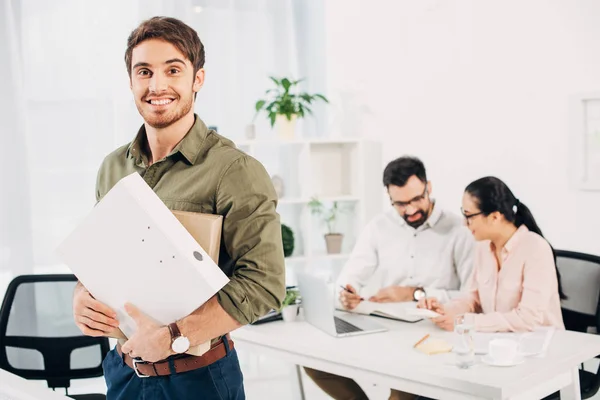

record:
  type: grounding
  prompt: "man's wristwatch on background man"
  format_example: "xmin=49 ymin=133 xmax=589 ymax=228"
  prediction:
xmin=168 ymin=322 xmax=190 ymax=354
xmin=413 ymin=287 xmax=426 ymax=302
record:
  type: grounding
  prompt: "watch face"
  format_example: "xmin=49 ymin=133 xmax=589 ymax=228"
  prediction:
xmin=172 ymin=336 xmax=191 ymax=354
xmin=414 ymin=289 xmax=425 ymax=301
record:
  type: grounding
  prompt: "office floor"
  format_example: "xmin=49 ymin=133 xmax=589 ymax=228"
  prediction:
xmin=47 ymin=349 xmax=600 ymax=399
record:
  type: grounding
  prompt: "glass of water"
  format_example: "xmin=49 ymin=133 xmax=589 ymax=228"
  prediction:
xmin=454 ymin=314 xmax=474 ymax=369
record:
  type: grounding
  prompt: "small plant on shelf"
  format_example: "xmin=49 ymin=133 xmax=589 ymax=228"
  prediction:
xmin=307 ymin=197 xmax=345 ymax=254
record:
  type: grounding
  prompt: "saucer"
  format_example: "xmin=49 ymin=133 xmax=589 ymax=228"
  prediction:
xmin=481 ymin=354 xmax=525 ymax=367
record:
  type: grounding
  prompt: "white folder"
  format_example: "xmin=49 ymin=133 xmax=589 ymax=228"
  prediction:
xmin=57 ymin=172 xmax=230 ymax=340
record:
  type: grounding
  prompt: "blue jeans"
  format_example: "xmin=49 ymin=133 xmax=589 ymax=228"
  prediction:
xmin=102 ymin=344 xmax=245 ymax=400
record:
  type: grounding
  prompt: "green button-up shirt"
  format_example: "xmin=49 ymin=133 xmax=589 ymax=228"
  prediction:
xmin=95 ymin=115 xmax=285 ymax=325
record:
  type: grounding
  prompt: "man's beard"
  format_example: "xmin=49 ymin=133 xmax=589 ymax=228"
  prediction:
xmin=136 ymin=92 xmax=194 ymax=129
xmin=403 ymin=209 xmax=429 ymax=228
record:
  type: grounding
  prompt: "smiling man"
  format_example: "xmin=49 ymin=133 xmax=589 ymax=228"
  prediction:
xmin=71 ymin=17 xmax=285 ymax=400
xmin=304 ymin=156 xmax=475 ymax=400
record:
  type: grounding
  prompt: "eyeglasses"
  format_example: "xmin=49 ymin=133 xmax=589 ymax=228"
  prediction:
xmin=461 ymin=208 xmax=485 ymax=225
xmin=391 ymin=186 xmax=428 ymax=210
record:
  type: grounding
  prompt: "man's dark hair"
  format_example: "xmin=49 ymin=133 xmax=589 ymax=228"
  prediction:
xmin=125 ymin=16 xmax=205 ymax=78
xmin=382 ymin=156 xmax=427 ymax=188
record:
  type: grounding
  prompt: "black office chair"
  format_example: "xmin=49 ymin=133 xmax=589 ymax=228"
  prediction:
xmin=543 ymin=250 xmax=600 ymax=400
xmin=0 ymin=274 xmax=109 ymax=399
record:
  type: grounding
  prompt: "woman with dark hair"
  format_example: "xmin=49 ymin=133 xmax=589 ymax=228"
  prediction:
xmin=419 ymin=176 xmax=565 ymax=332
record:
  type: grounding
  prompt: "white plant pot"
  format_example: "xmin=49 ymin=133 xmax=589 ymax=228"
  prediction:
xmin=281 ymin=304 xmax=299 ymax=322
xmin=275 ymin=114 xmax=297 ymax=140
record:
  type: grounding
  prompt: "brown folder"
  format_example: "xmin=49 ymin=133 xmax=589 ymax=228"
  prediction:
xmin=115 ymin=211 xmax=223 ymax=356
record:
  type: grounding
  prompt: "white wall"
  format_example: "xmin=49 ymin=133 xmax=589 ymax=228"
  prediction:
xmin=324 ymin=0 xmax=600 ymax=255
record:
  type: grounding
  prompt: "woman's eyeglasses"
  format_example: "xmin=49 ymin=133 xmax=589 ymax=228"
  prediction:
xmin=461 ymin=208 xmax=484 ymax=225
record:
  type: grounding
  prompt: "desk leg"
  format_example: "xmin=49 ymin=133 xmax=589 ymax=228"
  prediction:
xmin=289 ymin=364 xmax=306 ymax=400
xmin=559 ymin=367 xmax=581 ymax=400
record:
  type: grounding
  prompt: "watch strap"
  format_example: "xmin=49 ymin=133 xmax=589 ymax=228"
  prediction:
xmin=168 ymin=322 xmax=182 ymax=340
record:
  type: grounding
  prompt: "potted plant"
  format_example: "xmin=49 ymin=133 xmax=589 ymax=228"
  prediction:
xmin=254 ymin=77 xmax=329 ymax=139
xmin=281 ymin=223 xmax=295 ymax=257
xmin=308 ymin=198 xmax=345 ymax=254
xmin=280 ymin=287 xmax=300 ymax=322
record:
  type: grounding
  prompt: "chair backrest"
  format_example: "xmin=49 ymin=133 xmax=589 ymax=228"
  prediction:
xmin=555 ymin=250 xmax=600 ymax=333
xmin=0 ymin=274 xmax=109 ymax=390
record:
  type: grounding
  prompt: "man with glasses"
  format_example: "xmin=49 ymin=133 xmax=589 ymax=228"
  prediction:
xmin=304 ymin=156 xmax=474 ymax=400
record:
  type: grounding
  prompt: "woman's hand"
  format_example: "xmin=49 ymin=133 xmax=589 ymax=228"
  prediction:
xmin=417 ymin=297 xmax=445 ymax=314
xmin=431 ymin=313 xmax=455 ymax=331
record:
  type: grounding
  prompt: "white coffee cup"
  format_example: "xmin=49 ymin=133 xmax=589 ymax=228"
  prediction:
xmin=488 ymin=339 xmax=519 ymax=364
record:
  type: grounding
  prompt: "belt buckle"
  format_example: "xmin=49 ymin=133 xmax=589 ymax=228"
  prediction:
xmin=132 ymin=358 xmax=150 ymax=378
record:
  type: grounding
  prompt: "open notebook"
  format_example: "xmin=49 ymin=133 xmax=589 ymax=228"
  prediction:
xmin=346 ymin=301 xmax=439 ymax=322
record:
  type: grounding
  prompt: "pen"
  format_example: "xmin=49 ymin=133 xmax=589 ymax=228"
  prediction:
xmin=339 ymin=285 xmax=365 ymax=301
xmin=413 ymin=334 xmax=430 ymax=348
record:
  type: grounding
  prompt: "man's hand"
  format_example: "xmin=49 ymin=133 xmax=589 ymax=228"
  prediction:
xmin=73 ymin=283 xmax=120 ymax=337
xmin=368 ymin=286 xmax=416 ymax=303
xmin=120 ymin=303 xmax=172 ymax=363
xmin=339 ymin=284 xmax=362 ymax=310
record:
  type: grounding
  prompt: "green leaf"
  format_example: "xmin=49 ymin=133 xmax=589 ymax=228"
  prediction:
xmin=292 ymin=78 xmax=305 ymax=85
xmin=300 ymin=94 xmax=313 ymax=104
xmin=265 ymin=101 xmax=277 ymax=112
xmin=269 ymin=112 xmax=276 ymax=127
xmin=255 ymin=100 xmax=266 ymax=112
xmin=269 ymin=76 xmax=281 ymax=87
xmin=281 ymin=78 xmax=292 ymax=92
xmin=314 ymin=94 xmax=329 ymax=103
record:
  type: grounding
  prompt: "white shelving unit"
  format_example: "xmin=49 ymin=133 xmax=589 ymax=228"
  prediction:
xmin=236 ymin=137 xmax=382 ymax=283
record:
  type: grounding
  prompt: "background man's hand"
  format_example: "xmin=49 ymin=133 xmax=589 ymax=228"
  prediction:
xmin=73 ymin=283 xmax=120 ymax=337
xmin=339 ymin=284 xmax=362 ymax=310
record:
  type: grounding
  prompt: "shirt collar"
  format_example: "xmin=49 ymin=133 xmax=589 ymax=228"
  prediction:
xmin=489 ymin=224 xmax=529 ymax=254
xmin=503 ymin=224 xmax=529 ymax=253
xmin=126 ymin=114 xmax=208 ymax=166
xmin=425 ymin=203 xmax=443 ymax=228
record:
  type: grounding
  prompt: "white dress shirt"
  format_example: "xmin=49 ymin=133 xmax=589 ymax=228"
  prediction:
xmin=336 ymin=204 xmax=475 ymax=303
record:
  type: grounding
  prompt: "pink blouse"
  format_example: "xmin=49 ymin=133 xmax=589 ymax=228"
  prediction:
xmin=446 ymin=225 xmax=564 ymax=332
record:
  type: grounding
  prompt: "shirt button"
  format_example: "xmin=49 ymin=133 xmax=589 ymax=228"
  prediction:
xmin=410 ymin=255 xmax=414 ymax=258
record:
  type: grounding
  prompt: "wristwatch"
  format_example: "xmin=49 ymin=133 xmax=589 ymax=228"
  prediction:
xmin=413 ymin=287 xmax=426 ymax=302
xmin=168 ymin=322 xmax=190 ymax=354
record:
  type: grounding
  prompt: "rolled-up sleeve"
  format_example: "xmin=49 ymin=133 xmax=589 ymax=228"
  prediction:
xmin=215 ymin=155 xmax=286 ymax=325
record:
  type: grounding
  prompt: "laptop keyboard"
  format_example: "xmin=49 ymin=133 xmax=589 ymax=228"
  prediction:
xmin=334 ymin=316 xmax=363 ymax=334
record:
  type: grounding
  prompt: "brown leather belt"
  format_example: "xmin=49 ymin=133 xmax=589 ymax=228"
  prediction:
xmin=116 ymin=334 xmax=234 ymax=378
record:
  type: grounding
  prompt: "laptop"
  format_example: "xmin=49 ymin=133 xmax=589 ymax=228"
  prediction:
xmin=297 ymin=272 xmax=387 ymax=337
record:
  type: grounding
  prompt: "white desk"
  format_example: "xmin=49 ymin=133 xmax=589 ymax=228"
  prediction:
xmin=0 ymin=368 xmax=69 ymax=399
xmin=232 ymin=317 xmax=600 ymax=400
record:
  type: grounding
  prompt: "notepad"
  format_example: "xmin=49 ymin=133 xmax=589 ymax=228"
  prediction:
xmin=415 ymin=338 xmax=453 ymax=355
